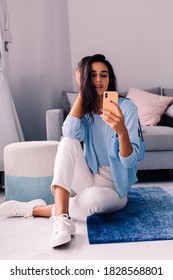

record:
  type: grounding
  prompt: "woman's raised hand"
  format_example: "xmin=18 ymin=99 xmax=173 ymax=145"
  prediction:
xmin=75 ymin=68 xmax=81 ymax=89
xmin=101 ymin=102 xmax=127 ymax=137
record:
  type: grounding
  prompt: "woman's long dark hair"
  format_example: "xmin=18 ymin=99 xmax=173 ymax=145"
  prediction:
xmin=77 ymin=54 xmax=118 ymax=123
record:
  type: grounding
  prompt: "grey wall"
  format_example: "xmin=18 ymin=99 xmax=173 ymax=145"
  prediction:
xmin=4 ymin=0 xmax=173 ymax=140
xmin=7 ymin=0 xmax=72 ymax=140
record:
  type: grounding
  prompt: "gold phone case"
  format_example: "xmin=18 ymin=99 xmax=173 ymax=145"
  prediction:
xmin=103 ymin=91 xmax=118 ymax=114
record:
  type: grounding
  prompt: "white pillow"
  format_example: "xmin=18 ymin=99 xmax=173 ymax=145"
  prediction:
xmin=66 ymin=92 xmax=78 ymax=108
xmin=165 ymin=104 xmax=173 ymax=118
xmin=127 ymin=87 xmax=173 ymax=126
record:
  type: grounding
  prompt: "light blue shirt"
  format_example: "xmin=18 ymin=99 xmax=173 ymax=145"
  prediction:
xmin=91 ymin=114 xmax=110 ymax=167
xmin=62 ymin=97 xmax=140 ymax=197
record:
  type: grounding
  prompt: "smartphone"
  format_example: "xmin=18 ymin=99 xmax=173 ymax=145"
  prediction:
xmin=103 ymin=91 xmax=118 ymax=114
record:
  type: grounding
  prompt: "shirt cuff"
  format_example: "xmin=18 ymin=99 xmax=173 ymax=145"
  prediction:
xmin=109 ymin=136 xmax=138 ymax=168
xmin=62 ymin=115 xmax=83 ymax=140
xmin=119 ymin=148 xmax=137 ymax=168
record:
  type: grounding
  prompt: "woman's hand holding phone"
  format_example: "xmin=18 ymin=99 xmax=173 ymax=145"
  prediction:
xmin=102 ymin=91 xmax=127 ymax=136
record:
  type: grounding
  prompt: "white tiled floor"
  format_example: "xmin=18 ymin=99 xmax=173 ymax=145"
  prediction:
xmin=0 ymin=181 xmax=173 ymax=260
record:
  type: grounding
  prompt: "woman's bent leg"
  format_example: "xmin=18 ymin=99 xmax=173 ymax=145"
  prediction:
xmin=69 ymin=166 xmax=127 ymax=219
xmin=51 ymin=137 xmax=93 ymax=196
xmin=69 ymin=187 xmax=127 ymax=219
xmin=49 ymin=137 xmax=94 ymax=247
xmin=33 ymin=204 xmax=53 ymax=217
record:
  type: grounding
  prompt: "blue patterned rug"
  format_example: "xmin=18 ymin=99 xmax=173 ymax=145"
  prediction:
xmin=87 ymin=187 xmax=173 ymax=244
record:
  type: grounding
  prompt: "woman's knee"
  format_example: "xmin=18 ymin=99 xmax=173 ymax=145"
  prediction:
xmin=78 ymin=187 xmax=110 ymax=214
xmin=84 ymin=187 xmax=127 ymax=215
xmin=59 ymin=137 xmax=82 ymax=153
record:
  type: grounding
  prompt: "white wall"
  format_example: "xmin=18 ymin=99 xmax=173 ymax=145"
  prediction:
xmin=68 ymin=0 xmax=173 ymax=92
xmin=0 ymin=0 xmax=9 ymax=77
xmin=4 ymin=0 xmax=173 ymax=140
xmin=7 ymin=0 xmax=72 ymax=140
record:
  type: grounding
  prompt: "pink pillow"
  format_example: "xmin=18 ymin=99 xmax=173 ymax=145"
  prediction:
xmin=127 ymin=88 xmax=173 ymax=125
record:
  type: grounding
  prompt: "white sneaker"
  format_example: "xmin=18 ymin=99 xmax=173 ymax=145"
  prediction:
xmin=49 ymin=214 xmax=76 ymax=248
xmin=0 ymin=199 xmax=47 ymax=217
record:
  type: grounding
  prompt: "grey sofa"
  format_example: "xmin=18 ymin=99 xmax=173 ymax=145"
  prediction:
xmin=46 ymin=87 xmax=173 ymax=171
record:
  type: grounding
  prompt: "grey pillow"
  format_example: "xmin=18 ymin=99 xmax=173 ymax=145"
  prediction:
xmin=165 ymin=104 xmax=173 ymax=118
xmin=163 ymin=88 xmax=173 ymax=116
xmin=62 ymin=91 xmax=77 ymax=115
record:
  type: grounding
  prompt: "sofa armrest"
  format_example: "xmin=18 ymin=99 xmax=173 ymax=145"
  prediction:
xmin=46 ymin=109 xmax=65 ymax=141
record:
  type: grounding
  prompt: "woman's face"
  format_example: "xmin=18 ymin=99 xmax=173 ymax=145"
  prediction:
xmin=91 ymin=62 xmax=109 ymax=96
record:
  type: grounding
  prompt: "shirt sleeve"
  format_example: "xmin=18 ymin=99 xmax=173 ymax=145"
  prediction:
xmin=62 ymin=114 xmax=85 ymax=141
xmin=109 ymin=99 xmax=140 ymax=168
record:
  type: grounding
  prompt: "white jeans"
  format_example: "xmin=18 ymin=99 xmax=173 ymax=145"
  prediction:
xmin=51 ymin=137 xmax=127 ymax=219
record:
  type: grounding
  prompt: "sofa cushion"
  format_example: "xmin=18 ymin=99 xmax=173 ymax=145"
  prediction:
xmin=62 ymin=87 xmax=162 ymax=113
xmin=62 ymin=91 xmax=77 ymax=115
xmin=142 ymin=126 xmax=173 ymax=151
xmin=162 ymin=88 xmax=173 ymax=97
xmin=127 ymin=88 xmax=173 ymax=126
xmin=145 ymin=87 xmax=162 ymax=95
xmin=162 ymin=88 xmax=173 ymax=118
xmin=66 ymin=92 xmax=78 ymax=108
xmin=164 ymin=104 xmax=173 ymax=118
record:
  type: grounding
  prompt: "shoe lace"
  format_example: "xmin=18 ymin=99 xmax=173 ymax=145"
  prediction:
xmin=12 ymin=207 xmax=32 ymax=218
xmin=50 ymin=213 xmax=69 ymax=222
xmin=50 ymin=214 xmax=70 ymax=233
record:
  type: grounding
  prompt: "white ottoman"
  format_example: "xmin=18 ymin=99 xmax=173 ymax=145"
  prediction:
xmin=4 ymin=141 xmax=59 ymax=204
